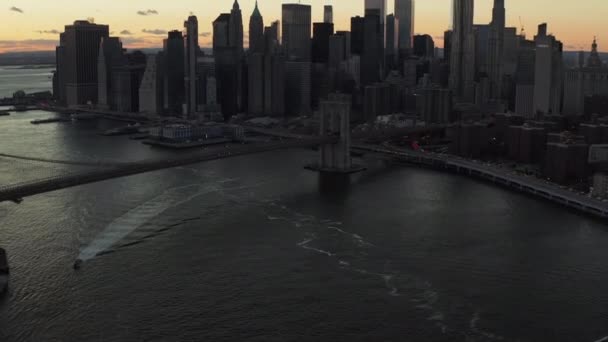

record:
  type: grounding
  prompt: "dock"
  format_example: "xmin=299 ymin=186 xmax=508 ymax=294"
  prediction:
xmin=142 ymin=137 xmax=232 ymax=149
xmin=31 ymin=117 xmax=70 ymax=125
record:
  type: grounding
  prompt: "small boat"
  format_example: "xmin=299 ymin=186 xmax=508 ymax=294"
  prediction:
xmin=73 ymin=259 xmax=83 ymax=270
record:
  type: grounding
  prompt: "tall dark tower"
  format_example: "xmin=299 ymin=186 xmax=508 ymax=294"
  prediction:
xmin=58 ymin=20 xmax=109 ymax=106
xmin=450 ymin=0 xmax=475 ymax=102
xmin=163 ymin=30 xmax=185 ymax=115
xmin=282 ymin=3 xmax=312 ymax=61
xmin=488 ymin=0 xmax=505 ymax=100
xmin=249 ymin=1 xmax=264 ymax=53
xmin=184 ymin=15 xmax=199 ymax=118
xmin=230 ymin=0 xmax=244 ymax=54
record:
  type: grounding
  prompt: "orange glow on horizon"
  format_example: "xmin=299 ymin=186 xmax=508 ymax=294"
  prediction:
xmin=0 ymin=0 xmax=606 ymax=53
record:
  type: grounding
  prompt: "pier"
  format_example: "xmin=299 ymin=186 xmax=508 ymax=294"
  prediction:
xmin=31 ymin=117 xmax=70 ymax=125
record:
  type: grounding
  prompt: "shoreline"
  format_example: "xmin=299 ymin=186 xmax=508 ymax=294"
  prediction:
xmin=355 ymin=144 xmax=608 ymax=221
xmin=9 ymin=107 xmax=608 ymax=220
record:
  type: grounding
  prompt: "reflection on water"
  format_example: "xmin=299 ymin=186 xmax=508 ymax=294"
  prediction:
xmin=0 ymin=66 xmax=53 ymax=98
xmin=1 ymin=110 xmax=608 ymax=341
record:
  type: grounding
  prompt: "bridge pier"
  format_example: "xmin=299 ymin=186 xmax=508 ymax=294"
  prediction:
xmin=307 ymin=94 xmax=365 ymax=174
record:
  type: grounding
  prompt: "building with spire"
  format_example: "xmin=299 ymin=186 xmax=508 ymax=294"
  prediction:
xmin=247 ymin=1 xmax=265 ymax=116
xmin=564 ymin=37 xmax=608 ymax=115
xmin=487 ymin=0 xmax=505 ymax=101
xmin=230 ymin=0 xmax=244 ymax=54
xmin=587 ymin=37 xmax=603 ymax=68
xmin=449 ymin=0 xmax=475 ymax=102
xmin=249 ymin=1 xmax=264 ymax=53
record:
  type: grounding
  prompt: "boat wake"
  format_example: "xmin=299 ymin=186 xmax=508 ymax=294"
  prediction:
xmin=470 ymin=311 xmax=507 ymax=341
xmin=77 ymin=184 xmax=218 ymax=262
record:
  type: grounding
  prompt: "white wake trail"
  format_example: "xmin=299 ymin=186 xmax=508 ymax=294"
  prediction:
xmin=77 ymin=184 xmax=216 ymax=261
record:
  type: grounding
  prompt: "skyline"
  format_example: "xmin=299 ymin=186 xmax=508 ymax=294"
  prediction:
xmin=1 ymin=0 xmax=607 ymax=53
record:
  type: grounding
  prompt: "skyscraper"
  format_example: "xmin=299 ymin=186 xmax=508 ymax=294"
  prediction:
xmin=385 ymin=14 xmax=399 ymax=69
xmin=139 ymin=53 xmax=164 ymax=115
xmin=533 ymin=23 xmax=563 ymax=116
xmin=350 ymin=16 xmax=365 ymax=55
xmin=264 ymin=20 xmax=280 ymax=52
xmin=312 ymin=22 xmax=334 ymax=64
xmin=213 ymin=14 xmax=231 ymax=49
xmin=488 ymin=0 xmax=505 ymax=100
xmin=329 ymin=34 xmax=347 ymax=69
xmin=395 ymin=0 xmax=415 ymax=52
xmin=97 ymin=37 xmax=124 ymax=109
xmin=249 ymin=1 xmax=264 ymax=53
xmin=413 ymin=34 xmax=435 ymax=58
xmin=58 ymin=20 xmax=109 ymax=106
xmin=324 ymin=5 xmax=333 ymax=24
xmin=163 ymin=30 xmax=185 ymax=115
xmin=450 ymin=0 xmax=475 ymax=102
xmin=285 ymin=61 xmax=311 ymax=115
xmin=361 ymin=9 xmax=383 ymax=85
xmin=282 ymin=3 xmax=312 ymax=61
xmin=264 ymin=53 xmax=286 ymax=117
xmin=184 ymin=15 xmax=199 ymax=117
xmin=365 ymin=0 xmax=387 ymax=47
xmin=230 ymin=0 xmax=244 ymax=54
xmin=213 ymin=13 xmax=240 ymax=119
xmin=248 ymin=52 xmax=265 ymax=116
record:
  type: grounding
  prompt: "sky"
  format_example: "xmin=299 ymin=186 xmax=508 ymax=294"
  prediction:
xmin=1 ymin=0 xmax=607 ymax=53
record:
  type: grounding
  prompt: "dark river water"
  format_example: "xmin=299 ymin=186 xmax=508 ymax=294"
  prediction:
xmin=1 ymin=109 xmax=608 ymax=341
xmin=0 ymin=66 xmax=54 ymax=98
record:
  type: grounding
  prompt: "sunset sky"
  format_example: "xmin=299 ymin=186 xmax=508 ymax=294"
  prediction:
xmin=1 ymin=0 xmax=606 ymax=53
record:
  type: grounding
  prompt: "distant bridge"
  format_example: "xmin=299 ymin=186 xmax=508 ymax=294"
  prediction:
xmin=0 ymin=137 xmax=334 ymax=203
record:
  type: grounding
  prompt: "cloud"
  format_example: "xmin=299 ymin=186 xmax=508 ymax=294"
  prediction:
xmin=199 ymin=32 xmax=211 ymax=38
xmin=121 ymin=37 xmax=148 ymax=45
xmin=36 ymin=30 xmax=61 ymax=35
xmin=9 ymin=6 xmax=24 ymax=13
xmin=137 ymin=9 xmax=158 ymax=16
xmin=142 ymin=29 xmax=167 ymax=35
xmin=120 ymin=30 xmax=133 ymax=35
xmin=0 ymin=39 xmax=58 ymax=53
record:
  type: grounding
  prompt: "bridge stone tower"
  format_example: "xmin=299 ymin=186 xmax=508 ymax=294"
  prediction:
xmin=316 ymin=94 xmax=360 ymax=173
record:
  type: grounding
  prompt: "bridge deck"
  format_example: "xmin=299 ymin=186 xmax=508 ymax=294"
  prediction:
xmin=0 ymin=138 xmax=333 ymax=202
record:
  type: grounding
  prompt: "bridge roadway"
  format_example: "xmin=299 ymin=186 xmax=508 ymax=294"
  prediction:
xmin=0 ymin=137 xmax=334 ymax=203
xmin=353 ymin=144 xmax=608 ymax=219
